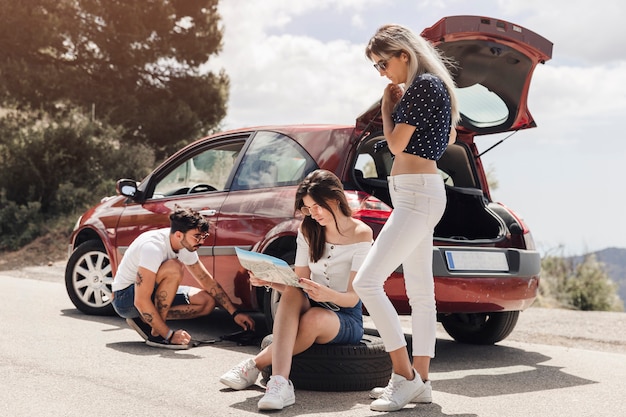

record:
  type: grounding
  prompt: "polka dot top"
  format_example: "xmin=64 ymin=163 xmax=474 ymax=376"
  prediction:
xmin=392 ymin=73 xmax=452 ymax=161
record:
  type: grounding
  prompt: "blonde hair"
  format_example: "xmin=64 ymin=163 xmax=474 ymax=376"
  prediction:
xmin=365 ymin=24 xmax=460 ymax=126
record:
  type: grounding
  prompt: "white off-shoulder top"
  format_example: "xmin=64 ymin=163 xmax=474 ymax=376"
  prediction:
xmin=295 ymin=229 xmax=372 ymax=292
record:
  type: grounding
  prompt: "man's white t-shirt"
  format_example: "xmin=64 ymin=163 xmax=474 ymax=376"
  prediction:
xmin=112 ymin=228 xmax=199 ymax=292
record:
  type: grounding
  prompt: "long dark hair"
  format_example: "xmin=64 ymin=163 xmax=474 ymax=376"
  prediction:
xmin=295 ymin=169 xmax=352 ymax=262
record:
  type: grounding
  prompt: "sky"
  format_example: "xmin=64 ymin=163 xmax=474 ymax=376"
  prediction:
xmin=206 ymin=0 xmax=626 ymax=257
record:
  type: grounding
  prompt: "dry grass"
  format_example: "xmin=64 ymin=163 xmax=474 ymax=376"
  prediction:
xmin=0 ymin=231 xmax=69 ymax=271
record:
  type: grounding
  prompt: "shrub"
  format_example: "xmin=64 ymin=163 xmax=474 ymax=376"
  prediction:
xmin=565 ymin=254 xmax=623 ymax=311
xmin=538 ymin=251 xmax=623 ymax=312
xmin=0 ymin=107 xmax=156 ymax=249
xmin=0 ymin=193 xmax=42 ymax=250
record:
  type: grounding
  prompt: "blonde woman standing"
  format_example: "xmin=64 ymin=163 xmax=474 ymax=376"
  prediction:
xmin=353 ymin=24 xmax=460 ymax=412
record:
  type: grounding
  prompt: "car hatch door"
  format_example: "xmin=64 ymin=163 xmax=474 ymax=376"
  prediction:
xmin=421 ymin=15 xmax=553 ymax=136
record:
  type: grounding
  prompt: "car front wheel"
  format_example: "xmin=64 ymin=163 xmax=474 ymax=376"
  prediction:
xmin=262 ymin=286 xmax=281 ymax=332
xmin=65 ymin=241 xmax=116 ymax=316
xmin=440 ymin=311 xmax=520 ymax=345
xmin=261 ymin=249 xmax=296 ymax=331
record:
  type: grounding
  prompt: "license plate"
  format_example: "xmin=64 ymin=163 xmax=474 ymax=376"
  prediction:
xmin=445 ymin=250 xmax=509 ymax=272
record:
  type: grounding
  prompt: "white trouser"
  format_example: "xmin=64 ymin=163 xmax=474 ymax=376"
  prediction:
xmin=354 ymin=174 xmax=446 ymax=357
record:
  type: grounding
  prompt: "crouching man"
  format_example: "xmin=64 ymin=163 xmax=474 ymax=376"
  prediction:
xmin=112 ymin=207 xmax=255 ymax=349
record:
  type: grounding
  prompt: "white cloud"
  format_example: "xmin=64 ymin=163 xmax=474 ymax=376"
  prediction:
xmin=210 ymin=1 xmax=390 ymax=128
xmin=525 ymin=61 xmax=626 ymax=151
xmin=495 ymin=0 xmax=626 ymax=64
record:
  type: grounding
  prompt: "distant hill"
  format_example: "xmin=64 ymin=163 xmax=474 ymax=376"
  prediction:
xmin=571 ymin=247 xmax=626 ymax=304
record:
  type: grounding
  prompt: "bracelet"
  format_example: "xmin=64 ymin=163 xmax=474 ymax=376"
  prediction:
xmin=231 ymin=309 xmax=243 ymax=319
xmin=166 ymin=329 xmax=174 ymax=342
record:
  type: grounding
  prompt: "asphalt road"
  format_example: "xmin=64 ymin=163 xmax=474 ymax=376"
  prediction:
xmin=1 ymin=263 xmax=625 ymax=417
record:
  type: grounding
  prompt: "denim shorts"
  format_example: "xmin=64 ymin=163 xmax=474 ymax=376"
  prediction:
xmin=310 ymin=298 xmax=364 ymax=345
xmin=112 ymin=284 xmax=191 ymax=318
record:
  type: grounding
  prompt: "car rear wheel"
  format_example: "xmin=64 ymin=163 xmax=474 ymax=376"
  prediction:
xmin=65 ymin=241 xmax=116 ymax=316
xmin=440 ymin=311 xmax=520 ymax=345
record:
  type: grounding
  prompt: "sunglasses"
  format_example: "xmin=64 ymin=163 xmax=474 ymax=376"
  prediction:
xmin=373 ymin=51 xmax=403 ymax=72
xmin=189 ymin=232 xmax=210 ymax=242
xmin=300 ymin=203 xmax=323 ymax=216
xmin=373 ymin=59 xmax=390 ymax=72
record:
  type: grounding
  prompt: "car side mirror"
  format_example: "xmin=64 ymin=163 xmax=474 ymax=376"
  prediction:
xmin=116 ymin=179 xmax=138 ymax=198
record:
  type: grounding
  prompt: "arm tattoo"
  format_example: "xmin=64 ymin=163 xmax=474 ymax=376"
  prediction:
xmin=135 ymin=271 xmax=144 ymax=286
xmin=209 ymin=282 xmax=231 ymax=309
xmin=191 ymin=263 xmax=234 ymax=310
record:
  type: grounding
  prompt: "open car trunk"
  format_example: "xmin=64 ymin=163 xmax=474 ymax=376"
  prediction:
xmin=353 ymin=135 xmax=505 ymax=243
xmin=435 ymin=186 xmax=504 ymax=242
xmin=351 ymin=15 xmax=553 ymax=246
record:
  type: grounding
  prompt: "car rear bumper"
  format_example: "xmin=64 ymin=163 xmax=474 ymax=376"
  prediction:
xmin=433 ymin=274 xmax=539 ymax=313
xmin=383 ymin=247 xmax=541 ymax=314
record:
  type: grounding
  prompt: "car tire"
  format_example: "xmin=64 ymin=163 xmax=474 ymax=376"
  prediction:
xmin=260 ymin=334 xmax=392 ymax=391
xmin=65 ymin=240 xmax=116 ymax=316
xmin=440 ymin=311 xmax=520 ymax=345
xmin=261 ymin=248 xmax=295 ymax=331
xmin=262 ymin=287 xmax=280 ymax=331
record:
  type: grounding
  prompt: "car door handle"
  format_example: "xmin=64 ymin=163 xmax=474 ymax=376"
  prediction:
xmin=199 ymin=209 xmax=217 ymax=217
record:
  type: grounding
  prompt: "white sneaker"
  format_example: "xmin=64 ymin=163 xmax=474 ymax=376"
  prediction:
xmin=369 ymin=380 xmax=432 ymax=404
xmin=369 ymin=370 xmax=426 ymax=412
xmin=257 ymin=375 xmax=295 ymax=411
xmin=219 ymin=358 xmax=260 ymax=390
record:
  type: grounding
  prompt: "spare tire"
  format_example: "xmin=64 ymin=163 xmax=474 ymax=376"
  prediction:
xmin=260 ymin=334 xmax=391 ymax=392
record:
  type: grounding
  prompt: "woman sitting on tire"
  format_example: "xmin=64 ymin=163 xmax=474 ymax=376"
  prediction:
xmin=220 ymin=169 xmax=373 ymax=411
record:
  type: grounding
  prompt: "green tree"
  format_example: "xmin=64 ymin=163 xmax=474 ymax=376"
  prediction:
xmin=0 ymin=0 xmax=228 ymax=155
xmin=0 ymin=108 xmax=156 ymax=235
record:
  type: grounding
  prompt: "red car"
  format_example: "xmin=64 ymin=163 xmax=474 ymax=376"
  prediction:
xmin=65 ymin=15 xmax=552 ymax=344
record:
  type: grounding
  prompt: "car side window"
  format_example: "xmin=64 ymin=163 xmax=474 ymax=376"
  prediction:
xmin=355 ymin=136 xmax=394 ymax=180
xmin=232 ymin=131 xmax=316 ymax=190
xmin=152 ymin=141 xmax=245 ymax=198
xmin=356 ymin=154 xmax=376 ymax=179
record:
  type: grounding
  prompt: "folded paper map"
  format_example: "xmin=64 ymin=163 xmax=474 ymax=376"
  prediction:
xmin=235 ymin=247 xmax=302 ymax=288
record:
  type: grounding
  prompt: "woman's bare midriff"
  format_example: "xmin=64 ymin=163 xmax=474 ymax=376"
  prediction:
xmin=390 ymin=152 xmax=439 ymax=176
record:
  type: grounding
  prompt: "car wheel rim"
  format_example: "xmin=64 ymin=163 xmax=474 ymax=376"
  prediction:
xmin=72 ymin=250 xmax=113 ymax=308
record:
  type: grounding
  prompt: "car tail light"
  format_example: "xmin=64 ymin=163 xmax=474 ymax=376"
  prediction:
xmin=344 ymin=190 xmax=392 ymax=224
xmin=498 ymin=202 xmax=536 ymax=250
xmin=523 ymin=230 xmax=536 ymax=251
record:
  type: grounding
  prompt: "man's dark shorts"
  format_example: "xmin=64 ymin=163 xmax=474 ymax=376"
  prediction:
xmin=112 ymin=284 xmax=192 ymax=318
